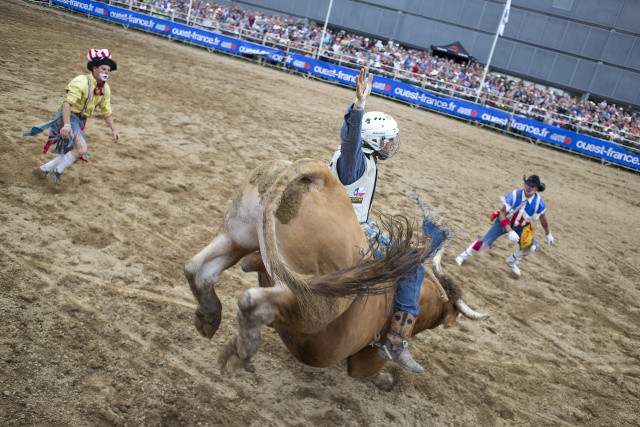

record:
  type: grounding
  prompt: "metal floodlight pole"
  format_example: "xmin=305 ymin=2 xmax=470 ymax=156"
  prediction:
xmin=474 ymin=0 xmax=510 ymax=103
xmin=316 ymin=0 xmax=334 ymax=59
xmin=186 ymin=0 xmax=193 ymax=25
xmin=474 ymin=32 xmax=499 ymax=103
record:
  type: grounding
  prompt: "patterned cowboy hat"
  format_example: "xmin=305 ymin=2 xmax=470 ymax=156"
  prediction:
xmin=86 ymin=49 xmax=117 ymax=71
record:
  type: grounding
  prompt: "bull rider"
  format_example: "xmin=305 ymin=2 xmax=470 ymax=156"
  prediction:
xmin=328 ymin=67 xmax=426 ymax=374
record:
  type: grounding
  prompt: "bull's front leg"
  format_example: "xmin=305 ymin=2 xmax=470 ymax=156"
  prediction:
xmin=219 ymin=285 xmax=296 ymax=374
xmin=184 ymin=232 xmax=250 ymax=338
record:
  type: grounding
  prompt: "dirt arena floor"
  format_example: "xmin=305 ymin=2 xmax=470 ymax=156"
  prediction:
xmin=1 ymin=1 xmax=639 ymax=425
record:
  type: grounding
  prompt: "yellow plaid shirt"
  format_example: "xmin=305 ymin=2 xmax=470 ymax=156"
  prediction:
xmin=63 ymin=74 xmax=112 ymax=118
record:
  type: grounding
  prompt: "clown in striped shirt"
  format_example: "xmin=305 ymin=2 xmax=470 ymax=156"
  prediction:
xmin=455 ymin=174 xmax=554 ymax=276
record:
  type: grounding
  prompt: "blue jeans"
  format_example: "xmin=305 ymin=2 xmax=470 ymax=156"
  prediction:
xmin=362 ymin=222 xmax=423 ymax=317
xmin=54 ymin=113 xmax=86 ymax=154
xmin=480 ymin=219 xmax=537 ymax=248
xmin=23 ymin=108 xmax=87 ymax=154
xmin=395 ymin=264 xmax=424 ymax=317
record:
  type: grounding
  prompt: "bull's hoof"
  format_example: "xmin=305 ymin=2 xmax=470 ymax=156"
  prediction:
xmin=194 ymin=306 xmax=221 ymax=339
xmin=372 ymin=371 xmax=396 ymax=391
xmin=220 ymin=353 xmax=245 ymax=375
xmin=219 ymin=336 xmax=247 ymax=375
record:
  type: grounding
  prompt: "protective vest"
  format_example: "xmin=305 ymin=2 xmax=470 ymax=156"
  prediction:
xmin=329 ymin=149 xmax=378 ymax=223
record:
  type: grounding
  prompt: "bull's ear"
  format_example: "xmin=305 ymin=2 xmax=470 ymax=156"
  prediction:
xmin=442 ymin=307 xmax=459 ymax=328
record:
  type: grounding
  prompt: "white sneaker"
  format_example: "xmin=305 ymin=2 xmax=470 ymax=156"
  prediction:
xmin=455 ymin=254 xmax=465 ymax=266
xmin=506 ymin=255 xmax=521 ymax=276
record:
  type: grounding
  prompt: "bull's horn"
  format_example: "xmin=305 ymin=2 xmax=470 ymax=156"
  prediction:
xmin=432 ymin=246 xmax=446 ymax=276
xmin=455 ymin=298 xmax=490 ymax=320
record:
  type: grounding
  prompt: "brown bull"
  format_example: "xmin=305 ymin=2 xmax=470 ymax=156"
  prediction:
xmin=184 ymin=158 xmax=488 ymax=378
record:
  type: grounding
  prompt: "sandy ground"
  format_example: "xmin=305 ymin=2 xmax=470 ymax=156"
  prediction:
xmin=1 ymin=1 xmax=639 ymax=425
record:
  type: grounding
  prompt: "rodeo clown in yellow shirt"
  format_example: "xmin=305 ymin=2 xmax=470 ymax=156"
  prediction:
xmin=24 ymin=49 xmax=120 ymax=190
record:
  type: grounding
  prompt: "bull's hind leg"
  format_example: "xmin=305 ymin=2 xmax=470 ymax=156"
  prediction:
xmin=184 ymin=232 xmax=254 ymax=338
xmin=347 ymin=345 xmax=386 ymax=377
xmin=219 ymin=285 xmax=297 ymax=374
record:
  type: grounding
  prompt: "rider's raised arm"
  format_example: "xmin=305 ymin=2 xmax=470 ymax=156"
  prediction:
xmin=336 ymin=68 xmax=373 ymax=185
xmin=336 ymin=104 xmax=365 ymax=185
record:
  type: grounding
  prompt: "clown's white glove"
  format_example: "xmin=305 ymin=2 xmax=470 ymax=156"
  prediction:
xmin=546 ymin=233 xmax=555 ymax=246
xmin=507 ymin=230 xmax=520 ymax=242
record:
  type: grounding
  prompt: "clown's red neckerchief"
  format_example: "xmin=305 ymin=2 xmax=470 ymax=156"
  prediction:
xmin=94 ymin=81 xmax=105 ymax=96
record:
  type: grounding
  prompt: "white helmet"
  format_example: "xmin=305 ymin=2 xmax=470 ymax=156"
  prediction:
xmin=361 ymin=111 xmax=400 ymax=160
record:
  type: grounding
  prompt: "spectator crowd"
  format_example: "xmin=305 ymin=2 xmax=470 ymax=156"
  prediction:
xmin=101 ymin=0 xmax=639 ymax=147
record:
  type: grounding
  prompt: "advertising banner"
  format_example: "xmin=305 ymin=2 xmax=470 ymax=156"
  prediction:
xmin=285 ymin=53 xmax=511 ymax=127
xmin=51 ymin=0 xmax=283 ymax=62
xmin=286 ymin=53 xmax=638 ymax=169
xmin=511 ymin=116 xmax=639 ymax=169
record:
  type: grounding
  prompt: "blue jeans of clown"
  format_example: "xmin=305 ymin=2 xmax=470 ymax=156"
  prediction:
xmin=480 ymin=219 xmax=537 ymax=248
xmin=362 ymin=222 xmax=424 ymax=317
xmin=23 ymin=108 xmax=87 ymax=154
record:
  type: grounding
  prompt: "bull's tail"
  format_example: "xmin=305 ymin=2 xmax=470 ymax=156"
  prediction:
xmin=304 ymin=213 xmax=429 ymax=298
xmin=261 ymin=159 xmax=429 ymax=301
xmin=261 ymin=159 xmax=326 ymax=300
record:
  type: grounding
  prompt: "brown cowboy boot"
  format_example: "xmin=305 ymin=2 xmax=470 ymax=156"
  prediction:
xmin=378 ymin=311 xmax=424 ymax=373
